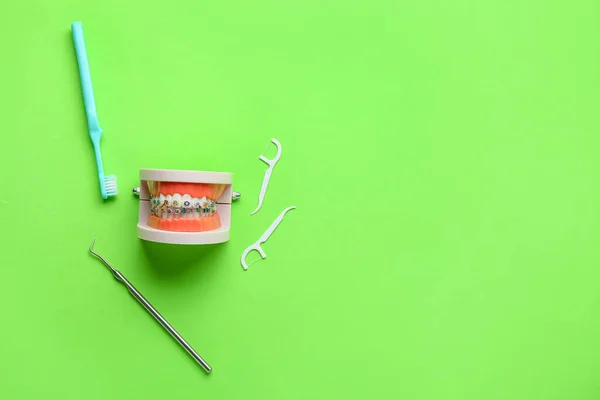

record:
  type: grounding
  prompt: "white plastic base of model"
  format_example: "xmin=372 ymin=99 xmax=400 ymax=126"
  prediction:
xmin=140 ymin=169 xmax=233 ymax=185
xmin=137 ymin=169 xmax=233 ymax=245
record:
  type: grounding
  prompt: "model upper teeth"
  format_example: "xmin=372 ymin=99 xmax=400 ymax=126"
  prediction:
xmin=150 ymin=193 xmax=217 ymax=218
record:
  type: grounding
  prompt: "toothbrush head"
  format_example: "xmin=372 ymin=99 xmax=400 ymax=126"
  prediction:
xmin=101 ymin=175 xmax=118 ymax=199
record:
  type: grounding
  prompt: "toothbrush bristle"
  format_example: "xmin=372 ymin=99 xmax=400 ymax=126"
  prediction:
xmin=104 ymin=175 xmax=118 ymax=196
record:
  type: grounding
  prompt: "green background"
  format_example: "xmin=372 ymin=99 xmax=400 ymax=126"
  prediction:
xmin=1 ymin=0 xmax=600 ymax=399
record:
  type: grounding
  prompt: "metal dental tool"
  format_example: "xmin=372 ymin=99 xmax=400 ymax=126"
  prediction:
xmin=251 ymin=138 xmax=282 ymax=215
xmin=88 ymin=237 xmax=212 ymax=373
xmin=241 ymin=206 xmax=296 ymax=270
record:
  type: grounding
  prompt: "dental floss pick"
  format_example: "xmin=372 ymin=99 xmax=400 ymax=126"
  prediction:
xmin=251 ymin=138 xmax=282 ymax=215
xmin=241 ymin=206 xmax=296 ymax=270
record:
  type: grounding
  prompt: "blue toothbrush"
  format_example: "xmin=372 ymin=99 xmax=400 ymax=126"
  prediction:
xmin=72 ymin=22 xmax=118 ymax=199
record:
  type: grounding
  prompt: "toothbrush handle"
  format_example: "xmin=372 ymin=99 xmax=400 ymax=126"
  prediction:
xmin=72 ymin=22 xmax=101 ymax=133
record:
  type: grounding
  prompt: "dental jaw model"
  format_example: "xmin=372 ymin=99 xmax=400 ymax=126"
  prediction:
xmin=137 ymin=169 xmax=233 ymax=244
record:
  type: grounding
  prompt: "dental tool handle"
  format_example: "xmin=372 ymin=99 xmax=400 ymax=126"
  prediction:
xmin=72 ymin=21 xmax=101 ymax=135
xmin=111 ymin=269 xmax=212 ymax=373
xmin=259 ymin=206 xmax=296 ymax=242
xmin=251 ymin=168 xmax=272 ymax=215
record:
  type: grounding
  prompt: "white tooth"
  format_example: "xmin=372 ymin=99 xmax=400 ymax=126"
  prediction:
xmin=159 ymin=194 xmax=165 ymax=206
xmin=172 ymin=193 xmax=182 ymax=208
xmin=182 ymin=194 xmax=192 ymax=208
xmin=165 ymin=195 xmax=172 ymax=207
xmin=161 ymin=207 xmax=167 ymax=219
xmin=193 ymin=197 xmax=201 ymax=218
xmin=147 ymin=181 xmax=154 ymax=195
xmin=204 ymin=197 xmax=211 ymax=215
xmin=174 ymin=208 xmax=181 ymax=218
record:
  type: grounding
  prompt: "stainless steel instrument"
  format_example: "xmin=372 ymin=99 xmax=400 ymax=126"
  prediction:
xmin=89 ymin=237 xmax=212 ymax=373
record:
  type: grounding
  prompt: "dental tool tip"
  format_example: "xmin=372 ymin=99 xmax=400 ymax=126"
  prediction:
xmin=132 ymin=187 xmax=141 ymax=197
